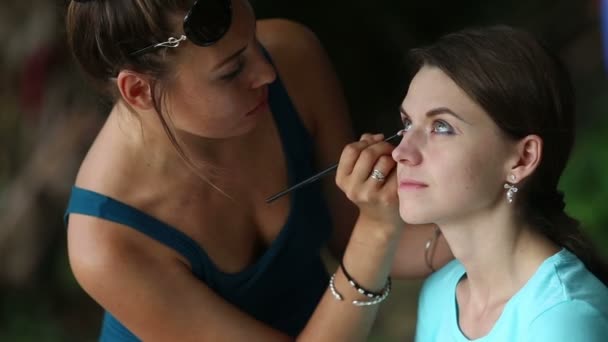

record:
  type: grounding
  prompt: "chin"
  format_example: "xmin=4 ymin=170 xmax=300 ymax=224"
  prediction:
xmin=233 ymin=120 xmax=259 ymax=136
xmin=398 ymin=206 xmax=436 ymax=225
xmin=200 ymin=121 xmax=260 ymax=139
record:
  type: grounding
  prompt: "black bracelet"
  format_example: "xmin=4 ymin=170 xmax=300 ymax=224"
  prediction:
xmin=340 ymin=261 xmax=390 ymax=298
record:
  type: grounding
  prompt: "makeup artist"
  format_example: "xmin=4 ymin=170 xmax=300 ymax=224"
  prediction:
xmin=63 ymin=0 xmax=452 ymax=341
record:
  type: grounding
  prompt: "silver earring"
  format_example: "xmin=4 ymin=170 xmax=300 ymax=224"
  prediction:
xmin=504 ymin=182 xmax=518 ymax=203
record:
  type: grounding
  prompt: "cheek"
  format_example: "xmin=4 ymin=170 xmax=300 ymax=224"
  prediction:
xmin=205 ymin=89 xmax=242 ymax=115
xmin=433 ymin=146 xmax=491 ymax=197
xmin=448 ymin=146 xmax=504 ymax=203
xmin=210 ymin=80 xmax=258 ymax=114
xmin=173 ymin=74 xmax=248 ymax=114
xmin=397 ymin=138 xmax=508 ymax=222
xmin=188 ymin=86 xmax=245 ymax=118
xmin=198 ymin=85 xmax=265 ymax=137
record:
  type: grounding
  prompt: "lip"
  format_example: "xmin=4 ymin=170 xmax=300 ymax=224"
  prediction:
xmin=398 ymin=179 xmax=428 ymax=190
xmin=246 ymin=88 xmax=269 ymax=116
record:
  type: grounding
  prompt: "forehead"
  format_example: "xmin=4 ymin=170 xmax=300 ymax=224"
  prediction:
xmin=402 ymin=66 xmax=484 ymax=119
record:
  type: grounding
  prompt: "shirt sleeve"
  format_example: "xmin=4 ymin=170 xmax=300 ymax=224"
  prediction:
xmin=525 ymin=300 xmax=608 ymax=342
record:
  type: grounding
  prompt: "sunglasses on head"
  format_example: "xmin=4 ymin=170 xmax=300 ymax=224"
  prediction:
xmin=129 ymin=0 xmax=232 ymax=57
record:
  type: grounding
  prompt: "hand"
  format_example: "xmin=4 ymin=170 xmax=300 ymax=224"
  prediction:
xmin=335 ymin=133 xmax=404 ymax=231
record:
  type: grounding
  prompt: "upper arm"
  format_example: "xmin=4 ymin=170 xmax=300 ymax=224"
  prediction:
xmin=257 ymin=19 xmax=357 ymax=258
xmin=67 ymin=214 xmax=291 ymax=342
xmin=525 ymin=301 xmax=608 ymax=341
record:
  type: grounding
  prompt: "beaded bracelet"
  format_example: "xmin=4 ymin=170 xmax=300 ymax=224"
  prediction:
xmin=329 ymin=273 xmax=344 ymax=301
xmin=340 ymin=261 xmax=388 ymax=298
xmin=329 ymin=273 xmax=391 ymax=307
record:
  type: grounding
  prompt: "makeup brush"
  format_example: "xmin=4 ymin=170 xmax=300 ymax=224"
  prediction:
xmin=265 ymin=130 xmax=403 ymax=203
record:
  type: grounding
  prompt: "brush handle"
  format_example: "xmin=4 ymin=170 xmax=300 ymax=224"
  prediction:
xmin=265 ymin=131 xmax=402 ymax=203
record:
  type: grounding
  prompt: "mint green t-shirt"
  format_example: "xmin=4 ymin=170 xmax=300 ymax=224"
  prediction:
xmin=415 ymin=249 xmax=608 ymax=341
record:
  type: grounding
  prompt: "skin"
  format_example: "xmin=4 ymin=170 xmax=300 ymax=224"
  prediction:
xmin=67 ymin=1 xmax=452 ymax=340
xmin=392 ymin=66 xmax=560 ymax=339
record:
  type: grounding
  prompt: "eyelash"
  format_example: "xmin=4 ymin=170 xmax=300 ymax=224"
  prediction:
xmin=221 ymin=60 xmax=245 ymax=81
xmin=220 ymin=36 xmax=261 ymax=81
xmin=401 ymin=117 xmax=455 ymax=135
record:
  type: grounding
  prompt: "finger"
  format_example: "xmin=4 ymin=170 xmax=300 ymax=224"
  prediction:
xmin=336 ymin=133 xmax=385 ymax=186
xmin=367 ymin=155 xmax=397 ymax=186
xmin=359 ymin=133 xmax=375 ymax=142
xmin=352 ymin=157 xmax=399 ymax=212
xmin=350 ymin=141 xmax=397 ymax=183
xmin=363 ymin=133 xmax=384 ymax=143
xmin=336 ymin=140 xmax=372 ymax=182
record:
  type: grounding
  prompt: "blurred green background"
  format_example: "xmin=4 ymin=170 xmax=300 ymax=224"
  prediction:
xmin=1 ymin=0 xmax=606 ymax=341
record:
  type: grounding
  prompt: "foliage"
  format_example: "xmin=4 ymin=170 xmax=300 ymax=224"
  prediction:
xmin=560 ymin=85 xmax=608 ymax=256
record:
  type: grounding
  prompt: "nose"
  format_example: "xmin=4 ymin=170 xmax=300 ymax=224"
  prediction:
xmin=249 ymin=47 xmax=277 ymax=89
xmin=391 ymin=129 xmax=423 ymax=166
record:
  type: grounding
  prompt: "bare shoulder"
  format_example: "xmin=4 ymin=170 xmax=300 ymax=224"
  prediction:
xmin=66 ymin=116 xmax=187 ymax=299
xmin=256 ymin=19 xmax=328 ymax=84
xmin=67 ymin=213 xmax=140 ymax=300
xmin=67 ymin=213 xmax=183 ymax=290
xmin=68 ymin=214 xmax=136 ymax=283
xmin=66 ymin=212 xmax=193 ymax=337
xmin=256 ymin=19 xmax=344 ymax=137
xmin=257 ymin=19 xmax=322 ymax=59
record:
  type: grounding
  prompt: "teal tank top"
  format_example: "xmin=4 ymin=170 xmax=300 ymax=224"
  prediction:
xmin=65 ymin=52 xmax=334 ymax=341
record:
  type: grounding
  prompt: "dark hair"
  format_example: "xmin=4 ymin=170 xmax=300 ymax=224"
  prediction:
xmin=66 ymin=0 xmax=193 ymax=93
xmin=409 ymin=25 xmax=607 ymax=285
xmin=66 ymin=0 xmax=225 ymax=190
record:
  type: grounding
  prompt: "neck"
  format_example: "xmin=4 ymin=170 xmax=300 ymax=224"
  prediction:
xmin=113 ymin=102 xmax=264 ymax=187
xmin=174 ymin=126 xmax=261 ymax=169
xmin=439 ymin=204 xmax=559 ymax=306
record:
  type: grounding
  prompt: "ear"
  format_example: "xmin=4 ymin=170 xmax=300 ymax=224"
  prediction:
xmin=507 ymin=134 xmax=542 ymax=183
xmin=116 ymin=70 xmax=154 ymax=110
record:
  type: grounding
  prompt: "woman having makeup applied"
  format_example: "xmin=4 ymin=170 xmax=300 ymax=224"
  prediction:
xmin=63 ymin=0 xmax=453 ymax=340
xmin=379 ymin=25 xmax=608 ymax=341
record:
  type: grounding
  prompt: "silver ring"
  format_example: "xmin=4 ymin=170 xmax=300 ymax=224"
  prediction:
xmin=370 ymin=169 xmax=385 ymax=182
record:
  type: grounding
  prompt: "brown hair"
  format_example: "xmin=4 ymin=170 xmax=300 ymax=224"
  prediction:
xmin=66 ymin=0 xmax=225 ymax=189
xmin=66 ymin=0 xmax=193 ymax=93
xmin=409 ymin=25 xmax=607 ymax=285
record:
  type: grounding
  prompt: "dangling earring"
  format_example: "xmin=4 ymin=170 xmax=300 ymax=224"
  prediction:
xmin=504 ymin=175 xmax=518 ymax=203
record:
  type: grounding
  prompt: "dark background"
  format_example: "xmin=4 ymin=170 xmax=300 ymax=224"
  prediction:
xmin=1 ymin=1 xmax=606 ymax=340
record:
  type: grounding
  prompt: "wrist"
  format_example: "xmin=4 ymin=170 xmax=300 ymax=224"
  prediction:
xmin=350 ymin=215 xmax=404 ymax=245
xmin=329 ymin=264 xmax=392 ymax=307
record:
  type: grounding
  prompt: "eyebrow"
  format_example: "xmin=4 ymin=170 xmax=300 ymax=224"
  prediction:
xmin=213 ymin=45 xmax=248 ymax=70
xmin=400 ymin=106 xmax=471 ymax=124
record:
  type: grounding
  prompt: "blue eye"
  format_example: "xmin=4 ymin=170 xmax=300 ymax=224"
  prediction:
xmin=402 ymin=117 xmax=413 ymax=131
xmin=432 ymin=120 xmax=454 ymax=134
